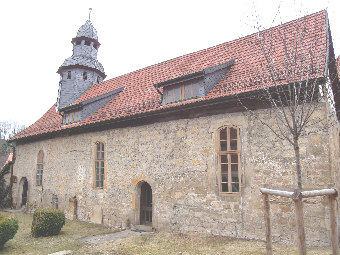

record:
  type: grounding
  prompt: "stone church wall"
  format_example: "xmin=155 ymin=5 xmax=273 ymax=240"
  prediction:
xmin=12 ymin=102 xmax=337 ymax=245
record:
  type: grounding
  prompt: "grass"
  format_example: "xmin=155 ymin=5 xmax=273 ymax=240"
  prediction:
xmin=0 ymin=212 xmax=115 ymax=255
xmin=73 ymin=232 xmax=332 ymax=255
xmin=0 ymin=212 xmax=333 ymax=254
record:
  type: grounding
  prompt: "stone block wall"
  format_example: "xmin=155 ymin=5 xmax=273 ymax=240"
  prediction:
xmin=11 ymin=102 xmax=337 ymax=245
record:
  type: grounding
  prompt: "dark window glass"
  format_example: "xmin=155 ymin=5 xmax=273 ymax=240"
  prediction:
xmin=193 ymin=83 xmax=200 ymax=97
xmin=67 ymin=71 xmax=71 ymax=79
xmin=36 ymin=150 xmax=44 ymax=186
xmin=76 ymin=40 xmax=81 ymax=45
xmin=95 ymin=142 xmax=105 ymax=188
xmin=83 ymin=72 xmax=87 ymax=80
xmin=167 ymin=89 xmax=173 ymax=104
xmin=174 ymin=87 xmax=181 ymax=102
xmin=184 ymin=84 xmax=192 ymax=99
xmin=93 ymin=44 xmax=98 ymax=50
xmin=85 ymin=40 xmax=91 ymax=46
xmin=220 ymin=141 xmax=228 ymax=151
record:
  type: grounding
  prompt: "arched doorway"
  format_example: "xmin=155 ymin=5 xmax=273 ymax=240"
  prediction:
xmin=140 ymin=182 xmax=152 ymax=226
xmin=17 ymin=177 xmax=28 ymax=208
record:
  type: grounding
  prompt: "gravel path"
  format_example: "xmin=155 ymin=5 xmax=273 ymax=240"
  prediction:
xmin=78 ymin=229 xmax=151 ymax=245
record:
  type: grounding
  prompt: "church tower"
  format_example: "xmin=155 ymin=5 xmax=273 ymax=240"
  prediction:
xmin=57 ymin=20 xmax=106 ymax=110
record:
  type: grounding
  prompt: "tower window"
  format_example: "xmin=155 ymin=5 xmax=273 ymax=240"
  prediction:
xmin=83 ymin=72 xmax=87 ymax=80
xmin=93 ymin=44 xmax=98 ymax=50
xmin=97 ymin=76 xmax=100 ymax=83
xmin=67 ymin=71 xmax=71 ymax=79
xmin=76 ymin=40 xmax=81 ymax=45
xmin=85 ymin=40 xmax=91 ymax=46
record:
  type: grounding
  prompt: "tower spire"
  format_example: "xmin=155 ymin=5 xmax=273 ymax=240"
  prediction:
xmin=89 ymin=8 xmax=92 ymax=20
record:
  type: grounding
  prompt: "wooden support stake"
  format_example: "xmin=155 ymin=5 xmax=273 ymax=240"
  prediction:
xmin=328 ymin=195 xmax=339 ymax=255
xmin=294 ymin=197 xmax=307 ymax=255
xmin=263 ymin=194 xmax=273 ymax=255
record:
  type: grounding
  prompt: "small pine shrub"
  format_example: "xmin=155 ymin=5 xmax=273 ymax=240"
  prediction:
xmin=0 ymin=215 xmax=19 ymax=249
xmin=31 ymin=209 xmax=65 ymax=237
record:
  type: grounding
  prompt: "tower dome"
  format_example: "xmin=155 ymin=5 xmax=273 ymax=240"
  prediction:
xmin=76 ymin=20 xmax=98 ymax=41
xmin=57 ymin=20 xmax=106 ymax=110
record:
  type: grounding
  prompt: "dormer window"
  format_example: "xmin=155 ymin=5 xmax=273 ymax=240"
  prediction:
xmin=67 ymin=71 xmax=71 ymax=79
xmin=85 ymin=40 xmax=91 ymax=46
xmin=155 ymin=59 xmax=237 ymax=106
xmin=165 ymin=83 xmax=200 ymax=104
xmin=83 ymin=72 xmax=87 ymax=80
xmin=63 ymin=111 xmax=80 ymax=125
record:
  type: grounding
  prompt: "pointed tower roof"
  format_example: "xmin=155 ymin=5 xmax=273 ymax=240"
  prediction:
xmin=76 ymin=20 xmax=98 ymax=41
xmin=57 ymin=19 xmax=106 ymax=78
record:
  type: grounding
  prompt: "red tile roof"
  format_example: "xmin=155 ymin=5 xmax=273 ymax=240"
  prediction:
xmin=12 ymin=10 xmax=329 ymax=142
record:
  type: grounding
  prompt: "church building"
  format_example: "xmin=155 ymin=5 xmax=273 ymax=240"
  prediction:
xmin=9 ymin=10 xmax=340 ymax=245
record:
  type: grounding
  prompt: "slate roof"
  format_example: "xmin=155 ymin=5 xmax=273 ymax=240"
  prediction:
xmin=76 ymin=20 xmax=98 ymax=41
xmin=58 ymin=55 xmax=105 ymax=75
xmin=11 ymin=10 xmax=331 ymax=142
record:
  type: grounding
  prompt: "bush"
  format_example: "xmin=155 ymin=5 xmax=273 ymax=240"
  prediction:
xmin=0 ymin=214 xmax=19 ymax=249
xmin=31 ymin=209 xmax=65 ymax=237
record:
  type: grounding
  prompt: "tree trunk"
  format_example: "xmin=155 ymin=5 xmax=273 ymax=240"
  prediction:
xmin=293 ymin=137 xmax=302 ymax=189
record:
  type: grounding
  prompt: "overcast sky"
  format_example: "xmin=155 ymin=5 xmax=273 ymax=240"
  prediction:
xmin=0 ymin=0 xmax=339 ymax=127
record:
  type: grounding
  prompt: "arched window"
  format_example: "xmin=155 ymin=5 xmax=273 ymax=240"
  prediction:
xmin=36 ymin=150 xmax=44 ymax=186
xmin=217 ymin=127 xmax=241 ymax=193
xmin=95 ymin=142 xmax=105 ymax=188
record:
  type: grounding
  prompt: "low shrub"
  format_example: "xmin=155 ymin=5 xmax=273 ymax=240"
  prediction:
xmin=31 ymin=209 xmax=65 ymax=237
xmin=0 ymin=214 xmax=19 ymax=249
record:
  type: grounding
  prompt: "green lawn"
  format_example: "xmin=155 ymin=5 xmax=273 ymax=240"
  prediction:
xmin=0 ymin=212 xmax=332 ymax=254
xmin=0 ymin=212 xmax=114 ymax=255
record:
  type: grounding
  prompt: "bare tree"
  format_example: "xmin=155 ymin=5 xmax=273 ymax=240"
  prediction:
xmin=236 ymin=11 xmax=338 ymax=190
xmin=0 ymin=121 xmax=26 ymax=140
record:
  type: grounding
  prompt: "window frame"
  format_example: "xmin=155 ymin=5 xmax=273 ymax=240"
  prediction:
xmin=94 ymin=142 xmax=105 ymax=189
xmin=165 ymin=82 xmax=198 ymax=104
xmin=36 ymin=150 xmax=44 ymax=186
xmin=217 ymin=126 xmax=241 ymax=195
